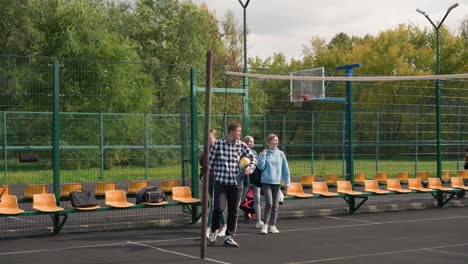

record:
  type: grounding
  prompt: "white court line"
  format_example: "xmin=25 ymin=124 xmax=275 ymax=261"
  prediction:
xmin=287 ymin=243 xmax=468 ymax=264
xmin=424 ymin=248 xmax=468 ymax=257
xmin=322 ymin=215 xmax=380 ymax=224
xmin=1 ymin=214 xmax=468 ymax=257
xmin=8 ymin=216 xmax=36 ymax=223
xmin=127 ymin=241 xmax=230 ymax=264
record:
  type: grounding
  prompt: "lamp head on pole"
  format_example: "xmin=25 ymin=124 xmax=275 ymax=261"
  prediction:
xmin=416 ymin=8 xmax=428 ymax=17
xmin=446 ymin=3 xmax=459 ymax=14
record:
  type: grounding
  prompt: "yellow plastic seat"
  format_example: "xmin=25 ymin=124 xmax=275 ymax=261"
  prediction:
xmin=0 ymin=185 xmax=10 ymax=195
xmin=442 ymin=171 xmax=450 ymax=181
xmin=337 ymin=181 xmax=363 ymax=195
xmin=457 ymin=171 xmax=468 ymax=179
xmin=408 ymin=178 xmax=433 ymax=192
xmin=450 ymin=177 xmax=468 ymax=190
xmin=354 ymin=173 xmax=366 ymax=184
xmin=416 ymin=171 xmax=429 ymax=181
xmin=364 ymin=180 xmax=390 ymax=194
xmin=172 ymin=186 xmax=201 ymax=203
xmin=24 ymin=184 xmax=48 ymax=199
xmin=374 ymin=172 xmax=388 ymax=183
xmin=0 ymin=195 xmax=25 ymax=215
xmin=161 ymin=180 xmax=181 ymax=193
xmin=312 ymin=182 xmax=339 ymax=196
xmin=128 ymin=181 xmax=149 ymax=194
xmin=386 ymin=179 xmax=412 ymax=193
xmin=105 ymin=190 xmax=134 ymax=208
xmin=286 ymin=183 xmax=314 ymax=198
xmin=32 ymin=194 xmax=64 ymax=212
xmin=95 ymin=182 xmax=117 ymax=196
xmin=396 ymin=172 xmax=409 ymax=183
xmin=60 ymin=183 xmax=84 ymax=198
xmin=300 ymin=175 xmax=316 ymax=188
xmin=325 ymin=174 xmax=340 ymax=185
xmin=427 ymin=178 xmax=454 ymax=191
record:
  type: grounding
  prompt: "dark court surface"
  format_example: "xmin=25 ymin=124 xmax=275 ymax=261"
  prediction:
xmin=1 ymin=207 xmax=467 ymax=264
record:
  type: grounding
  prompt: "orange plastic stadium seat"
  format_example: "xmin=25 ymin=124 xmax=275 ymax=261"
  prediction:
xmin=312 ymin=182 xmax=339 ymax=197
xmin=374 ymin=172 xmax=388 ymax=183
xmin=300 ymin=175 xmax=316 ymax=188
xmin=128 ymin=181 xmax=149 ymax=194
xmin=60 ymin=183 xmax=84 ymax=198
xmin=0 ymin=185 xmax=10 ymax=195
xmin=286 ymin=183 xmax=314 ymax=198
xmin=325 ymin=174 xmax=340 ymax=185
xmin=441 ymin=171 xmax=451 ymax=181
xmin=408 ymin=178 xmax=433 ymax=192
xmin=172 ymin=186 xmax=201 ymax=203
xmin=416 ymin=171 xmax=429 ymax=181
xmin=396 ymin=172 xmax=409 ymax=183
xmin=450 ymin=177 xmax=468 ymax=190
xmin=364 ymin=180 xmax=390 ymax=194
xmin=386 ymin=179 xmax=412 ymax=193
xmin=161 ymin=180 xmax=181 ymax=193
xmin=457 ymin=171 xmax=468 ymax=179
xmin=32 ymin=194 xmax=64 ymax=212
xmin=105 ymin=190 xmax=135 ymax=208
xmin=0 ymin=195 xmax=25 ymax=215
xmin=354 ymin=173 xmax=366 ymax=185
xmin=24 ymin=184 xmax=48 ymax=199
xmin=427 ymin=178 xmax=454 ymax=191
xmin=337 ymin=181 xmax=363 ymax=195
xmin=95 ymin=182 xmax=117 ymax=196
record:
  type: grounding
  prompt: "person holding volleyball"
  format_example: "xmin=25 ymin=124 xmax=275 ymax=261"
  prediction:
xmin=208 ymin=122 xmax=257 ymax=247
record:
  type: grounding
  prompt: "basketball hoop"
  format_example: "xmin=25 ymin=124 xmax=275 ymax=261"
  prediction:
xmin=291 ymin=94 xmax=309 ymax=108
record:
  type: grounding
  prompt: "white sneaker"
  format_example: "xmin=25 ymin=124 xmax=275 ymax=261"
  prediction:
xmin=260 ymin=225 xmax=268 ymax=234
xmin=208 ymin=230 xmax=218 ymax=245
xmin=218 ymin=224 xmax=227 ymax=237
xmin=255 ymin=221 xmax=264 ymax=229
xmin=269 ymin=225 xmax=279 ymax=233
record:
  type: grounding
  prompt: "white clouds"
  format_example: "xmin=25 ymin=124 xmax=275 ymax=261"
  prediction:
xmin=193 ymin=0 xmax=468 ymax=60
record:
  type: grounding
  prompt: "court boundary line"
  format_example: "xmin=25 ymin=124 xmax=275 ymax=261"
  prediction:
xmin=127 ymin=241 xmax=230 ymax=264
xmin=1 ymin=214 xmax=467 ymax=257
xmin=424 ymin=248 xmax=468 ymax=257
xmin=287 ymin=243 xmax=468 ymax=264
xmin=322 ymin=215 xmax=380 ymax=224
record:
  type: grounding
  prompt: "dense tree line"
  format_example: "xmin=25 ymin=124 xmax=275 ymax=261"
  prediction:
xmin=0 ymin=0 xmax=466 ymax=167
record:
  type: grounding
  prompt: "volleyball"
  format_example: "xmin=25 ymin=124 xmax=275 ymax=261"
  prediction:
xmin=238 ymin=157 xmax=250 ymax=170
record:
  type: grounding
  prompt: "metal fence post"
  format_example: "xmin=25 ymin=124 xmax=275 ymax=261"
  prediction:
xmin=52 ymin=60 xmax=61 ymax=205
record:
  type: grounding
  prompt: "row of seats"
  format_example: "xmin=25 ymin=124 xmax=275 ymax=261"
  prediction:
xmin=0 ymin=180 xmax=181 ymax=199
xmin=0 ymin=186 xmax=201 ymax=215
xmin=299 ymin=171 xmax=468 ymax=186
xmin=286 ymin=177 xmax=468 ymax=198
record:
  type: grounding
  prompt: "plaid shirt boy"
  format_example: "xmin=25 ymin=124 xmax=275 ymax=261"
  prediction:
xmin=209 ymin=137 xmax=257 ymax=185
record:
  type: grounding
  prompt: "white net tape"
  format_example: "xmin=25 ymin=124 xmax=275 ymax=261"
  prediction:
xmin=226 ymin=71 xmax=468 ymax=81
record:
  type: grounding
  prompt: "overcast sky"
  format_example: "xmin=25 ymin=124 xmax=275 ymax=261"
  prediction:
xmin=192 ymin=0 xmax=468 ymax=60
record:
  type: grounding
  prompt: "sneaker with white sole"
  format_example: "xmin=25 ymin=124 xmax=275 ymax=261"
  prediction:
xmin=208 ymin=230 xmax=218 ymax=245
xmin=260 ymin=225 xmax=268 ymax=234
xmin=269 ymin=225 xmax=279 ymax=233
xmin=218 ymin=224 xmax=227 ymax=237
xmin=224 ymin=236 xmax=239 ymax=247
xmin=255 ymin=221 xmax=264 ymax=229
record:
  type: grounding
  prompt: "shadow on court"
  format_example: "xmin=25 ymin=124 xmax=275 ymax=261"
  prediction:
xmin=1 ymin=207 xmax=467 ymax=264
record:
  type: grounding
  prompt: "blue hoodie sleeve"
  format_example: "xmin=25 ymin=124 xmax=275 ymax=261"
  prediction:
xmin=281 ymin=151 xmax=290 ymax=187
xmin=257 ymin=150 xmax=267 ymax=171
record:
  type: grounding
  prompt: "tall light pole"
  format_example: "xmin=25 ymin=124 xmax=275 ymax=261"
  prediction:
xmin=416 ymin=3 xmax=458 ymax=182
xmin=239 ymin=0 xmax=250 ymax=135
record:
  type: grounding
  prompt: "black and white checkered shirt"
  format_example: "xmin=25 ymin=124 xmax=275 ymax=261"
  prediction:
xmin=209 ymin=137 xmax=257 ymax=185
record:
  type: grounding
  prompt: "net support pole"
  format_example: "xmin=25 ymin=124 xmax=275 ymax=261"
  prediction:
xmin=52 ymin=60 xmax=62 ymax=233
xmin=200 ymin=51 xmax=213 ymax=259
xmin=3 ymin=112 xmax=7 ymax=182
xmin=190 ymin=67 xmax=199 ymax=222
xmin=337 ymin=64 xmax=361 ymax=213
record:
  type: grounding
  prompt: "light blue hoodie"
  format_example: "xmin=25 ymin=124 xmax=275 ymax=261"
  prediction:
xmin=257 ymin=148 xmax=290 ymax=187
